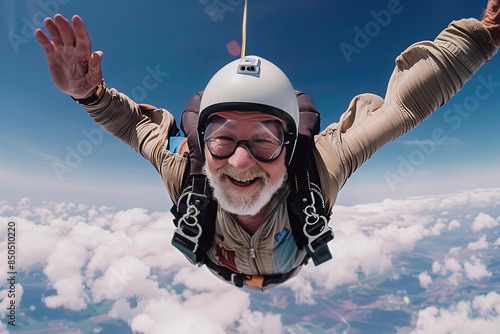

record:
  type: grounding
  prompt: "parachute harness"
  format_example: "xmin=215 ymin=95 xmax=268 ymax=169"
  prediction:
xmin=174 ymin=179 xmax=204 ymax=254
xmin=293 ymin=172 xmax=334 ymax=258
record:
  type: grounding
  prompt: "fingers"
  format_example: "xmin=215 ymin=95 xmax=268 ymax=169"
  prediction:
xmin=44 ymin=15 xmax=64 ymax=47
xmin=35 ymin=28 xmax=56 ymax=54
xmin=54 ymin=14 xmax=76 ymax=47
xmin=482 ymin=0 xmax=500 ymax=47
xmin=89 ymin=51 xmax=103 ymax=67
xmin=37 ymin=14 xmax=93 ymax=55
xmin=72 ymin=15 xmax=91 ymax=54
xmin=88 ymin=51 xmax=104 ymax=82
xmin=39 ymin=14 xmax=79 ymax=47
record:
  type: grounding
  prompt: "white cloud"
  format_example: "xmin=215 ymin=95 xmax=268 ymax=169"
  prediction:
xmin=281 ymin=189 xmax=500 ymax=302
xmin=127 ymin=289 xmax=251 ymax=334
xmin=0 ymin=199 xmax=259 ymax=333
xmin=0 ymin=321 xmax=7 ymax=334
xmin=237 ymin=310 xmax=283 ymax=334
xmin=282 ymin=274 xmax=315 ymax=305
xmin=1 ymin=188 xmax=500 ymax=332
xmin=43 ymin=238 xmax=89 ymax=311
xmin=429 ymin=221 xmax=447 ymax=235
xmin=467 ymin=235 xmax=489 ymax=250
xmin=430 ymin=238 xmax=494 ymax=286
xmin=172 ymin=267 xmax=233 ymax=292
xmin=472 ymin=291 xmax=500 ymax=317
xmin=463 ymin=257 xmax=492 ymax=281
xmin=110 ymin=208 xmax=152 ymax=234
xmin=90 ymin=255 xmax=152 ymax=303
xmin=447 ymin=219 xmax=461 ymax=231
xmin=471 ymin=213 xmax=499 ymax=232
xmin=412 ymin=292 xmax=500 ymax=334
xmin=418 ymin=271 xmax=432 ymax=289
xmin=444 ymin=257 xmax=462 ymax=274
xmin=43 ymin=276 xmax=87 ymax=311
xmin=0 ymin=201 xmax=14 ymax=216
xmin=129 ymin=298 xmax=227 ymax=334
xmin=432 ymin=261 xmax=446 ymax=275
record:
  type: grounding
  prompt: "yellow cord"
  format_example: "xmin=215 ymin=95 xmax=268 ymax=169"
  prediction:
xmin=241 ymin=0 xmax=248 ymax=58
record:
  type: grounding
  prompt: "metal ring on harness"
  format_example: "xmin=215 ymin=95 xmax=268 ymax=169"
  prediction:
xmin=303 ymin=190 xmax=322 ymax=225
xmin=174 ymin=192 xmax=204 ymax=253
xmin=302 ymin=191 xmax=333 ymax=253
xmin=180 ymin=205 xmax=200 ymax=226
xmin=304 ymin=206 xmax=321 ymax=225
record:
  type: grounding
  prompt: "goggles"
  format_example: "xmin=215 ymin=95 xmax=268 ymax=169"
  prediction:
xmin=204 ymin=117 xmax=286 ymax=162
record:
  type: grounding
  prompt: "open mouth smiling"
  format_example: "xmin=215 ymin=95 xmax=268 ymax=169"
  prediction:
xmin=227 ymin=175 xmax=259 ymax=187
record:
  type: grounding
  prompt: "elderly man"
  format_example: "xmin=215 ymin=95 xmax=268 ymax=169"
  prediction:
xmin=36 ymin=1 xmax=500 ymax=291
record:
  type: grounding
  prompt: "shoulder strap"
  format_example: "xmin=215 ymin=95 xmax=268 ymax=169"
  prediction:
xmin=171 ymin=92 xmax=217 ymax=265
xmin=180 ymin=92 xmax=205 ymax=176
xmin=171 ymin=175 xmax=216 ymax=265
xmin=286 ymin=92 xmax=334 ymax=266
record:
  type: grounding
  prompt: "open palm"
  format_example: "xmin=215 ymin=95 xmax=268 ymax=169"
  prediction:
xmin=36 ymin=14 xmax=103 ymax=99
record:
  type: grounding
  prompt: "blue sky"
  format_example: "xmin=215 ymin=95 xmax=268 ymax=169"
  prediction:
xmin=1 ymin=0 xmax=500 ymax=211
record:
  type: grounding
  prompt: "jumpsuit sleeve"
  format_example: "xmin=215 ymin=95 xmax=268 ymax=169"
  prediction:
xmin=80 ymin=88 xmax=188 ymax=203
xmin=314 ymin=18 xmax=498 ymax=211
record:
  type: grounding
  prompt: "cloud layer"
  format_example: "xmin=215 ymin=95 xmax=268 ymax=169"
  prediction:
xmin=1 ymin=188 xmax=500 ymax=333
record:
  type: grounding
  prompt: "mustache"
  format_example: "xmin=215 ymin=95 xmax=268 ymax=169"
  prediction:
xmin=216 ymin=165 xmax=268 ymax=180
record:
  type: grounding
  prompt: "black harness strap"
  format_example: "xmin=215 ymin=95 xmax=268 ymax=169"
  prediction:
xmin=172 ymin=92 xmax=217 ymax=265
xmin=172 ymin=175 xmax=217 ymax=265
xmin=286 ymin=97 xmax=334 ymax=266
xmin=204 ymin=257 xmax=301 ymax=288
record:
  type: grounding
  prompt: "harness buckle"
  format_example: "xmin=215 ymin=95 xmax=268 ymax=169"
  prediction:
xmin=230 ymin=273 xmax=265 ymax=288
xmin=230 ymin=273 xmax=244 ymax=288
xmin=245 ymin=275 xmax=264 ymax=287
xmin=302 ymin=191 xmax=334 ymax=253
xmin=172 ymin=193 xmax=205 ymax=262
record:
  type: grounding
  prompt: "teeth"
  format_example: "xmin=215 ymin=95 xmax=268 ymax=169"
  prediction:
xmin=232 ymin=177 xmax=255 ymax=183
xmin=228 ymin=176 xmax=258 ymax=186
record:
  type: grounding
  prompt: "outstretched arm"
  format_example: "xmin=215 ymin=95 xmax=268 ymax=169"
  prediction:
xmin=482 ymin=0 xmax=500 ymax=47
xmin=35 ymin=14 xmax=103 ymax=99
xmin=315 ymin=5 xmax=498 ymax=203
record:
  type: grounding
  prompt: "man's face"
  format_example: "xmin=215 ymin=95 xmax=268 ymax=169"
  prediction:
xmin=203 ymin=115 xmax=288 ymax=216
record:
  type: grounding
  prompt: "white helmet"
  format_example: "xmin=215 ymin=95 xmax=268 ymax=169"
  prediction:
xmin=198 ymin=55 xmax=299 ymax=165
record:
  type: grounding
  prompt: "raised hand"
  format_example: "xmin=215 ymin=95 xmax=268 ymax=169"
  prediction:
xmin=35 ymin=14 xmax=103 ymax=99
xmin=482 ymin=0 xmax=500 ymax=47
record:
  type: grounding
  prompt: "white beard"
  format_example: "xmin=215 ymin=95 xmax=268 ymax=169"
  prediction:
xmin=203 ymin=163 xmax=287 ymax=216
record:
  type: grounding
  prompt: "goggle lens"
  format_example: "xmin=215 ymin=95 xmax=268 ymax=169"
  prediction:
xmin=204 ymin=118 xmax=286 ymax=162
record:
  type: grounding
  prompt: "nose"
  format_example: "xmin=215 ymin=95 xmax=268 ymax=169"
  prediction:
xmin=227 ymin=145 xmax=256 ymax=170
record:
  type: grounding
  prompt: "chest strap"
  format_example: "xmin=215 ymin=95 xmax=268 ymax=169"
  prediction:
xmin=204 ymin=257 xmax=301 ymax=288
